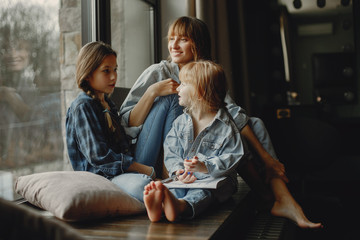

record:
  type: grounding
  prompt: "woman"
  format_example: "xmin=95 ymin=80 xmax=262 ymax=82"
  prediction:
xmin=120 ymin=16 xmax=322 ymax=228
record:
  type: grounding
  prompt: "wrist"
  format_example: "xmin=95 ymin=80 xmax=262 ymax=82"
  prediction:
xmin=149 ymin=167 xmax=156 ymax=180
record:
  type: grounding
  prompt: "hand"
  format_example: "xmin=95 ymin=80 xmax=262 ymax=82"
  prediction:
xmin=264 ymin=158 xmax=289 ymax=183
xmin=183 ymin=156 xmax=207 ymax=173
xmin=0 ymin=86 xmax=17 ymax=101
xmin=147 ymin=79 xmax=179 ymax=97
xmin=176 ymin=169 xmax=197 ymax=184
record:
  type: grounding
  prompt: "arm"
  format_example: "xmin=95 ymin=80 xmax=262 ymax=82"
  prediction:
xmin=119 ymin=63 xmax=179 ymax=127
xmin=164 ymin=125 xmax=197 ymax=184
xmin=241 ymin=124 xmax=288 ymax=183
xmin=70 ymin=102 xmax=153 ymax=178
xmin=129 ymin=79 xmax=179 ymax=126
xmin=196 ymin=130 xmax=244 ymax=179
xmin=0 ymin=86 xmax=31 ymax=121
xmin=163 ymin=120 xmax=186 ymax=175
xmin=225 ymin=94 xmax=288 ymax=182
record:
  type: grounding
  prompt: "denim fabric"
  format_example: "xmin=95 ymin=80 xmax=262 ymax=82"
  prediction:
xmin=170 ymin=188 xmax=213 ymax=219
xmin=169 ymin=176 xmax=236 ymax=218
xmin=66 ymin=92 xmax=134 ymax=178
xmin=163 ymin=108 xmax=244 ymax=218
xmin=248 ymin=117 xmax=278 ymax=160
xmin=164 ymin=108 xmax=244 ymax=180
xmin=119 ymin=60 xmax=250 ymax=165
xmin=134 ymin=94 xmax=183 ymax=166
xmin=111 ymin=173 xmax=152 ymax=202
xmin=120 ymin=60 xmax=181 ymax=128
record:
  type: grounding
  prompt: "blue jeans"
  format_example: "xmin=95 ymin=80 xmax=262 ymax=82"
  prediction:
xmin=170 ymin=177 xmax=236 ymax=219
xmin=134 ymin=94 xmax=183 ymax=167
xmin=111 ymin=173 xmax=151 ymax=202
xmin=248 ymin=117 xmax=278 ymax=160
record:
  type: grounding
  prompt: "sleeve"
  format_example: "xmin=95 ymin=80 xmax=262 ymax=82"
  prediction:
xmin=74 ymin=102 xmax=134 ymax=178
xmin=163 ymin=119 xmax=186 ymax=176
xmin=199 ymin=128 xmax=244 ymax=179
xmin=224 ymin=93 xmax=249 ymax=130
xmin=119 ymin=64 xmax=162 ymax=127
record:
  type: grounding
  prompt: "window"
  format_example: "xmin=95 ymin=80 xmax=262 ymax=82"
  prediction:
xmin=110 ymin=0 xmax=157 ymax=88
xmin=0 ymin=0 xmax=158 ymax=201
xmin=0 ymin=0 xmax=62 ymax=200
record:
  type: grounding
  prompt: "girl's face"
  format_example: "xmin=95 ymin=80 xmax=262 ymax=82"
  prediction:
xmin=176 ymin=81 xmax=196 ymax=107
xmin=87 ymin=54 xmax=117 ymax=96
xmin=168 ymin=35 xmax=194 ymax=68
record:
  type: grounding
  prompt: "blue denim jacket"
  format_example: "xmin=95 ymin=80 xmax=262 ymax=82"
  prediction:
xmin=119 ymin=60 xmax=249 ymax=134
xmin=164 ymin=108 xmax=244 ymax=184
xmin=66 ymin=92 xmax=134 ymax=179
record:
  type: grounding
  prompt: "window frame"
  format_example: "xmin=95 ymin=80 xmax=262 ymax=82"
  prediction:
xmin=81 ymin=0 xmax=160 ymax=63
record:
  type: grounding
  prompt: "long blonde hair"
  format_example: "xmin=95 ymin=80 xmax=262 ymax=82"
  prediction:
xmin=179 ymin=61 xmax=227 ymax=113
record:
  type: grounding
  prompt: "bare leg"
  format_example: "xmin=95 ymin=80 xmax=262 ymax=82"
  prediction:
xmin=238 ymin=160 xmax=273 ymax=203
xmin=270 ymin=178 xmax=323 ymax=229
xmin=143 ymin=181 xmax=164 ymax=222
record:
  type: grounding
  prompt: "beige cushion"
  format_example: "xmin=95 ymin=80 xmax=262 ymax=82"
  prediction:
xmin=15 ymin=171 xmax=145 ymax=221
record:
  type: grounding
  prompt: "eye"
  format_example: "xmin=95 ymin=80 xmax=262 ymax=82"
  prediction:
xmin=103 ymin=69 xmax=110 ymax=73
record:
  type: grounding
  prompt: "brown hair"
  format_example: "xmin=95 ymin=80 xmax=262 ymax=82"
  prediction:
xmin=76 ymin=41 xmax=117 ymax=97
xmin=167 ymin=16 xmax=212 ymax=61
xmin=179 ymin=61 xmax=227 ymax=112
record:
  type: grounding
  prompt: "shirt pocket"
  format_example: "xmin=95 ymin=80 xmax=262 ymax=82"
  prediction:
xmin=200 ymin=139 xmax=224 ymax=155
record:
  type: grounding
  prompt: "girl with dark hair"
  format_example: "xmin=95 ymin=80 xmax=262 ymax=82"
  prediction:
xmin=66 ymin=41 xmax=155 ymax=202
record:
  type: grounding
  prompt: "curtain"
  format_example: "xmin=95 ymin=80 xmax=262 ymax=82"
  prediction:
xmin=190 ymin=0 xmax=251 ymax=114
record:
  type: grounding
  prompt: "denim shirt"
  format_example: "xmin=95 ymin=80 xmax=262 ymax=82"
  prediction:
xmin=119 ymin=60 xmax=249 ymax=134
xmin=164 ymin=108 xmax=244 ymax=183
xmin=66 ymin=92 xmax=134 ymax=179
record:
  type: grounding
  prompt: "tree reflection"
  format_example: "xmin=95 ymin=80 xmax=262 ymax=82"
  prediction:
xmin=0 ymin=2 xmax=62 ymax=168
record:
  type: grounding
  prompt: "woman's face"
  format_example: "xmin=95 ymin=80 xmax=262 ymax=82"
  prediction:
xmin=4 ymin=41 xmax=30 ymax=72
xmin=168 ymin=35 xmax=194 ymax=68
xmin=176 ymin=81 xmax=196 ymax=107
xmin=87 ymin=54 xmax=117 ymax=96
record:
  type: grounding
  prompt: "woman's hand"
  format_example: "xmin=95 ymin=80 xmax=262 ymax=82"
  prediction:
xmin=128 ymin=79 xmax=179 ymax=127
xmin=264 ymin=157 xmax=289 ymax=183
xmin=175 ymin=169 xmax=197 ymax=184
xmin=147 ymin=78 xmax=179 ymax=97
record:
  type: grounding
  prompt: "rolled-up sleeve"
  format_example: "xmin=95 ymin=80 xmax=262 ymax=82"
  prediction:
xmin=163 ymin=120 xmax=186 ymax=176
xmin=200 ymin=131 xmax=244 ymax=178
xmin=224 ymin=94 xmax=249 ymax=130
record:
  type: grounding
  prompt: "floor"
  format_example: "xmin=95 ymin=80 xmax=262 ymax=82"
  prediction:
xmin=237 ymin=154 xmax=360 ymax=240
xmin=282 ymin=155 xmax=360 ymax=240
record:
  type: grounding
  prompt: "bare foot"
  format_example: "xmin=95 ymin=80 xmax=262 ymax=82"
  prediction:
xmin=143 ymin=181 xmax=164 ymax=222
xmin=160 ymin=182 xmax=189 ymax=222
xmin=271 ymin=196 xmax=323 ymax=229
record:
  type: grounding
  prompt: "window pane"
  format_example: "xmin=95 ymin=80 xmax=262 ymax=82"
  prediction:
xmin=111 ymin=0 xmax=155 ymax=88
xmin=0 ymin=0 xmax=62 ymax=200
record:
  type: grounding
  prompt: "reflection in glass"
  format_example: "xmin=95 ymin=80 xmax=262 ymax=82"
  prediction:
xmin=0 ymin=1 xmax=62 ymax=199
